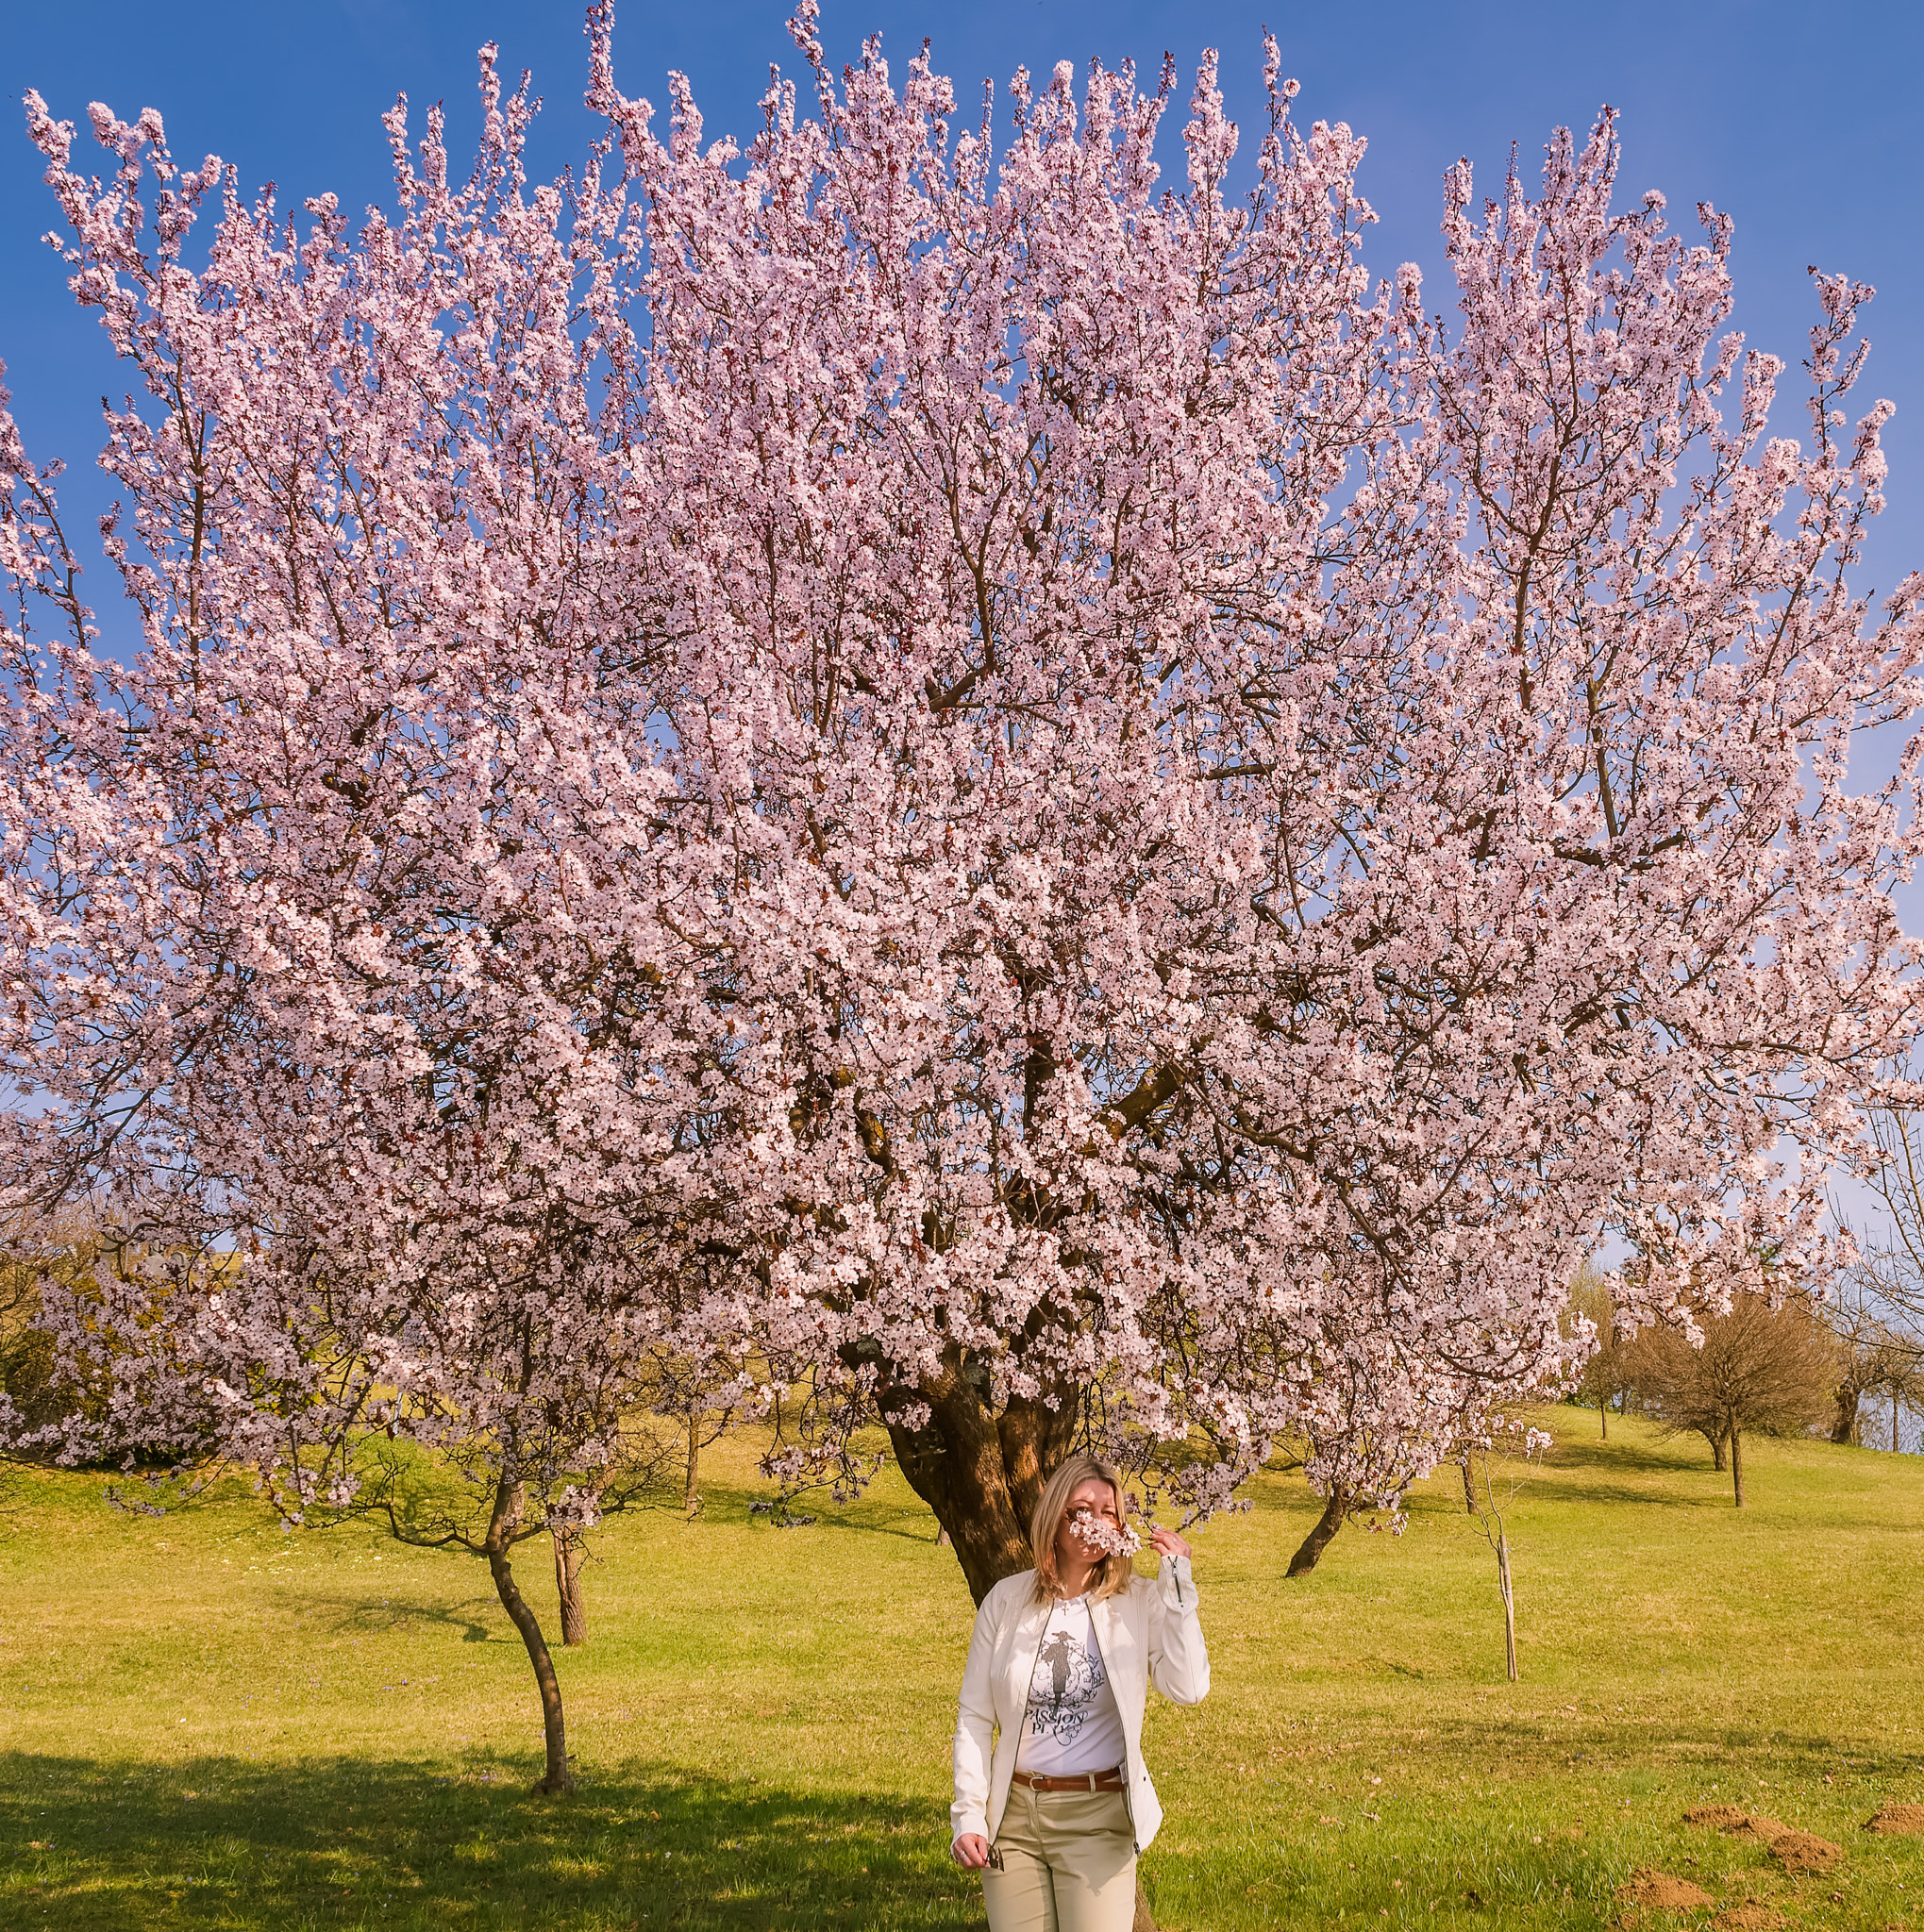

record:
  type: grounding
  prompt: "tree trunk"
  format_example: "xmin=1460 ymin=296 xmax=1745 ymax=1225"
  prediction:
xmin=1730 ymin=1425 xmax=1744 ymax=1508
xmin=1706 ymin=1426 xmax=1727 ymax=1472
xmin=486 ymin=1478 xmax=574 ymax=1794
xmin=1830 ymin=1385 xmax=1860 ymax=1445
xmin=1598 ymin=1397 xmax=1608 ymax=1441
xmin=552 ymin=1529 xmax=586 ymax=1647
xmin=684 ymin=1412 xmax=702 ymax=1519
xmin=1287 ymin=1486 xmax=1350 ymax=1577
xmin=1895 ymin=1397 xmax=1902 ymax=1456
xmin=1461 ymin=1455 xmax=1478 ymax=1514
xmin=877 ymin=1346 xmax=1078 ymax=1606
xmin=1496 ymin=1531 xmax=1517 ymax=1683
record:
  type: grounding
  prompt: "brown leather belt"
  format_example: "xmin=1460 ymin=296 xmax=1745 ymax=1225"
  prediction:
xmin=1011 ymin=1767 xmax=1126 ymax=1793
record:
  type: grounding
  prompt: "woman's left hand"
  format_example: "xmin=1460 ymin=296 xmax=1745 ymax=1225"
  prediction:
xmin=1147 ymin=1525 xmax=1192 ymax=1560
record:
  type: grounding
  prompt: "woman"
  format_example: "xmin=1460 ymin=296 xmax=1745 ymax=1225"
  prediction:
xmin=950 ymin=1454 xmax=1210 ymax=1931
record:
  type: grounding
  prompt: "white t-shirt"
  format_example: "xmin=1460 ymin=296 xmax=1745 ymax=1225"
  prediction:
xmin=1012 ymin=1594 xmax=1127 ymax=1776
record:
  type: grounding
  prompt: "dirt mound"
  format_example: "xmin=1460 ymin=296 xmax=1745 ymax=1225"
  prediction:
xmin=1683 ymin=1805 xmax=1749 ymax=1829
xmin=1865 ymin=1805 xmax=1924 ymax=1836
xmin=1620 ymin=1870 xmax=1715 ymax=1911
xmin=1715 ymin=1907 xmax=1783 ymax=1931
xmin=1723 ymin=1816 xmax=1790 ymax=1843
xmin=1766 ymin=1830 xmax=1841 ymax=1874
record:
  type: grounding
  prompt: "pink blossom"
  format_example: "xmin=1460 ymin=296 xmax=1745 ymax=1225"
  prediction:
xmin=1070 ymin=1514 xmax=1143 ymax=1559
xmin=0 ymin=16 xmax=1917 ymax=1632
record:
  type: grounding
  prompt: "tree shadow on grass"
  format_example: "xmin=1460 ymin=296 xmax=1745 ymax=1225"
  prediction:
xmin=294 ymin=1590 xmax=502 ymax=1643
xmin=1412 ymin=1710 xmax=1924 ymax=1784
xmin=0 ymin=1752 xmax=983 ymax=1931
xmin=690 ymin=1477 xmax=947 ymax=1549
xmin=1526 ymin=1430 xmax=1749 ymax=1508
xmin=1542 ymin=1433 xmax=1705 ymax=1479
xmin=1533 ymin=1476 xmax=1734 ymax=1509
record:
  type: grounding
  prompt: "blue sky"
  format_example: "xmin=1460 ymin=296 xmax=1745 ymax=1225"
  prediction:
xmin=4 ymin=1 xmax=1919 ymax=614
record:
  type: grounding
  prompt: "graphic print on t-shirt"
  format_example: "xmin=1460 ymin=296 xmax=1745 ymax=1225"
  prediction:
xmin=1017 ymin=1597 xmax=1127 ymax=1777
xmin=1029 ymin=1622 xmax=1107 ymax=1746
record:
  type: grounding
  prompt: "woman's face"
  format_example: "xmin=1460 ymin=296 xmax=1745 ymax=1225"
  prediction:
xmin=1055 ymin=1477 xmax=1123 ymax=1581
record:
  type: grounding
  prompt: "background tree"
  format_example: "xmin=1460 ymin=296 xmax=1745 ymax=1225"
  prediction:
xmin=1566 ymin=1261 xmax=1630 ymax=1441
xmin=1821 ymin=1274 xmax=1922 ymax=1447
xmin=0 ymin=1213 xmax=113 ymax=1459
xmin=645 ymin=1346 xmax=759 ymax=1523
xmin=1840 ymin=1086 xmax=1924 ymax=1448
xmin=1624 ymin=1290 xmax=1836 ymax=1505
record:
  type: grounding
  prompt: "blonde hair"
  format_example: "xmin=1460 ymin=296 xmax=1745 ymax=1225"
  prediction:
xmin=1029 ymin=1454 xmax=1133 ymax=1605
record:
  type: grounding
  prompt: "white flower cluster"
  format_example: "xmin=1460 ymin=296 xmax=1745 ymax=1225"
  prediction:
xmin=1071 ymin=1514 xmax=1143 ymax=1558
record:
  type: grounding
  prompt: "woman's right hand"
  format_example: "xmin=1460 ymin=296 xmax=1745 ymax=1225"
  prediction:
xmin=952 ymin=1833 xmax=992 ymax=1870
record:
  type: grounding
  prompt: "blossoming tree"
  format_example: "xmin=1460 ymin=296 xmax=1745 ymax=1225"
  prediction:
xmin=594 ymin=9 xmax=1922 ymax=1591
xmin=0 ymin=53 xmax=745 ymax=1790
xmin=2 ymin=8 xmax=1918 ymax=1790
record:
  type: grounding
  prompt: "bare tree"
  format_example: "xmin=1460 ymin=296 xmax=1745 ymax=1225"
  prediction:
xmin=1565 ymin=1260 xmax=1631 ymax=1441
xmin=1859 ymin=1093 xmax=1924 ymax=1332
xmin=1625 ymin=1291 xmax=1835 ymax=1506
xmin=1823 ymin=1274 xmax=1923 ymax=1446
xmin=1825 ymin=1085 xmax=1924 ymax=1450
xmin=1463 ymin=1421 xmax=1550 ymax=1682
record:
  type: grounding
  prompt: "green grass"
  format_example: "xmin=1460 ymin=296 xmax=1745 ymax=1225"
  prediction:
xmin=2 ymin=1413 xmax=1920 ymax=1930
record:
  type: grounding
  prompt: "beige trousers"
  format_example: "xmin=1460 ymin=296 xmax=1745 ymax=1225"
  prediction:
xmin=982 ymin=1784 xmax=1138 ymax=1932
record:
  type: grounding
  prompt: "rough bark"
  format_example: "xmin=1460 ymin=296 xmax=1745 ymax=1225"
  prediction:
xmin=552 ymin=1528 xmax=586 ymax=1647
xmin=1831 ymin=1385 xmax=1861 ymax=1445
xmin=486 ymin=1478 xmax=574 ymax=1793
xmin=878 ymin=1345 xmax=1077 ymax=1606
xmin=684 ymin=1413 xmax=702 ymax=1519
xmin=1705 ymin=1425 xmax=1727 ymax=1472
xmin=1287 ymin=1486 xmax=1350 ymax=1577
xmin=1730 ymin=1425 xmax=1744 ymax=1508
xmin=1496 ymin=1531 xmax=1517 ymax=1682
xmin=1460 ymin=1456 xmax=1477 ymax=1514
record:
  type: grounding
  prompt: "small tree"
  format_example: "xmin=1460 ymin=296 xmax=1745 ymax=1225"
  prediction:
xmin=1625 ymin=1291 xmax=1835 ymax=1505
xmin=1566 ymin=1261 xmax=1631 ymax=1441
xmin=1270 ymin=1324 xmax=1568 ymax=1575
xmin=1463 ymin=1417 xmax=1551 ymax=1682
xmin=645 ymin=1350 xmax=756 ymax=1523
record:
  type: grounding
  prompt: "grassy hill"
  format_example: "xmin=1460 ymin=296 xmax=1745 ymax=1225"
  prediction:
xmin=2 ymin=1411 xmax=1919 ymax=1930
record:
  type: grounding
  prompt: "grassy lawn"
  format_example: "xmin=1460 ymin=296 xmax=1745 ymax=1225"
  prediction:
xmin=1 ymin=1412 xmax=1919 ymax=1930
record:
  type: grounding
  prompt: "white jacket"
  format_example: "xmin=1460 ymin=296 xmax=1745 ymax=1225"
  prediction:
xmin=950 ymin=1555 xmax=1208 ymax=1853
